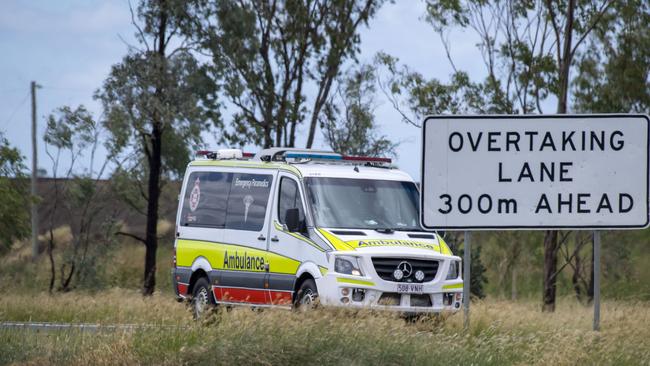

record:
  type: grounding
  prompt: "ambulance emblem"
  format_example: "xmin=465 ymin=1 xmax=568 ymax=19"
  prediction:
xmin=189 ymin=177 xmax=201 ymax=212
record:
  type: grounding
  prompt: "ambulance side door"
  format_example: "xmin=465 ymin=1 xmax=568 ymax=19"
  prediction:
xmin=267 ymin=172 xmax=326 ymax=305
xmin=217 ymin=169 xmax=276 ymax=305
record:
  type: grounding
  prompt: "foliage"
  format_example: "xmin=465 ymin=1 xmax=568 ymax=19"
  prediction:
xmin=180 ymin=0 xmax=385 ymax=148
xmin=96 ymin=0 xmax=220 ymax=295
xmin=378 ymin=0 xmax=619 ymax=312
xmin=43 ymin=105 xmax=118 ymax=292
xmin=97 ymin=50 xmax=218 ymax=180
xmin=321 ymin=64 xmax=397 ymax=157
xmin=0 ymin=133 xmax=29 ymax=253
xmin=573 ymin=0 xmax=650 ymax=113
xmin=478 ymin=231 xmax=544 ymax=300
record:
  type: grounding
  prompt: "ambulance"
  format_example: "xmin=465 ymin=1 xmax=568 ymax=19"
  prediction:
xmin=171 ymin=148 xmax=463 ymax=318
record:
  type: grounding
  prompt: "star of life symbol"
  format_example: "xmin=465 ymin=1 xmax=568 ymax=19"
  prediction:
xmin=243 ymin=195 xmax=254 ymax=222
xmin=189 ymin=177 xmax=201 ymax=212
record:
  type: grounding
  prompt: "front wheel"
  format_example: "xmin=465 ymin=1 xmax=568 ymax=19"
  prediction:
xmin=294 ymin=279 xmax=318 ymax=310
xmin=191 ymin=277 xmax=215 ymax=320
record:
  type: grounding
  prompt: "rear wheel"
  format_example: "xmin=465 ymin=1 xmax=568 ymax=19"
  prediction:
xmin=294 ymin=279 xmax=318 ymax=310
xmin=191 ymin=277 xmax=215 ymax=320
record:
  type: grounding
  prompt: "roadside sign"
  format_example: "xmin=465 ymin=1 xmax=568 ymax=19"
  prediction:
xmin=421 ymin=114 xmax=650 ymax=230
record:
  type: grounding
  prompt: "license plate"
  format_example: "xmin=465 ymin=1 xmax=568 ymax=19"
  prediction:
xmin=396 ymin=283 xmax=424 ymax=294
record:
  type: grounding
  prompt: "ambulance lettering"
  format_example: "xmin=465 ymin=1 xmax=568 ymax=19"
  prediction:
xmin=356 ymin=239 xmax=438 ymax=251
xmin=223 ymin=250 xmax=266 ymax=271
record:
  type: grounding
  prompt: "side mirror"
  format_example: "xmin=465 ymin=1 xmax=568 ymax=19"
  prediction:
xmin=285 ymin=208 xmax=301 ymax=232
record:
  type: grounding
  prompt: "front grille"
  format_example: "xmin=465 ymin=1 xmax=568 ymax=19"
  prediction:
xmin=371 ymin=257 xmax=439 ymax=283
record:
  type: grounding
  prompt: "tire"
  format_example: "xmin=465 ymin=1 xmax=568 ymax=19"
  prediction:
xmin=294 ymin=278 xmax=318 ymax=310
xmin=191 ymin=277 xmax=215 ymax=320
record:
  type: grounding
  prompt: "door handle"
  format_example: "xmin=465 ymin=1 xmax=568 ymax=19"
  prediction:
xmin=258 ymin=235 xmax=266 ymax=241
xmin=271 ymin=236 xmax=279 ymax=242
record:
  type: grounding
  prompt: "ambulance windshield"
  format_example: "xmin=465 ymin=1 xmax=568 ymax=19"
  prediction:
xmin=304 ymin=177 xmax=421 ymax=231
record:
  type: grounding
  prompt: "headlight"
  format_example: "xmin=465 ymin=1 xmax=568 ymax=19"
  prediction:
xmin=446 ymin=260 xmax=460 ymax=280
xmin=335 ymin=256 xmax=363 ymax=276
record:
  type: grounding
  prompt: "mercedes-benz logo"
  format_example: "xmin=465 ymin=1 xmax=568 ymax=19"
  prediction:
xmin=397 ymin=261 xmax=413 ymax=278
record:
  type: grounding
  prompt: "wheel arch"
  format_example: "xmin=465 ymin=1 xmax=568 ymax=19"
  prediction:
xmin=293 ymin=261 xmax=321 ymax=301
xmin=188 ymin=256 xmax=213 ymax=296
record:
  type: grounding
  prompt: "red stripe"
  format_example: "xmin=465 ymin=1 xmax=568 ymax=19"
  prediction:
xmin=218 ymin=287 xmax=268 ymax=304
xmin=269 ymin=291 xmax=293 ymax=305
xmin=177 ymin=283 xmax=188 ymax=296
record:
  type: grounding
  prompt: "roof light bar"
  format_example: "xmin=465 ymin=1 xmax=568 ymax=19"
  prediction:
xmin=283 ymin=152 xmax=392 ymax=164
xmin=342 ymin=155 xmax=392 ymax=164
xmin=285 ymin=153 xmax=343 ymax=160
xmin=195 ymin=149 xmax=254 ymax=160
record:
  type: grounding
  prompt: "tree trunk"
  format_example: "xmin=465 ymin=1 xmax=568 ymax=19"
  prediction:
xmin=542 ymin=0 xmax=574 ymax=311
xmin=305 ymin=75 xmax=335 ymax=148
xmin=587 ymin=239 xmax=595 ymax=303
xmin=542 ymin=230 xmax=558 ymax=312
xmin=143 ymin=124 xmax=162 ymax=296
xmin=141 ymin=0 xmax=169 ymax=296
xmin=48 ymin=231 xmax=55 ymax=294
xmin=264 ymin=124 xmax=273 ymax=148
xmin=571 ymin=249 xmax=583 ymax=302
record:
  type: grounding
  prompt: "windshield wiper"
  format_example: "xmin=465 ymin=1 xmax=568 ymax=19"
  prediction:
xmin=375 ymin=227 xmax=425 ymax=233
xmin=374 ymin=228 xmax=395 ymax=234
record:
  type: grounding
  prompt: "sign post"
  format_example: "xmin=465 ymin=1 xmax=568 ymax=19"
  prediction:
xmin=421 ymin=114 xmax=650 ymax=330
xmin=593 ymin=231 xmax=601 ymax=331
xmin=463 ymin=231 xmax=471 ymax=330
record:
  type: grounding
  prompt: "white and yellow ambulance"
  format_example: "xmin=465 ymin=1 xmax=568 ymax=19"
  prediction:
xmin=171 ymin=148 xmax=463 ymax=317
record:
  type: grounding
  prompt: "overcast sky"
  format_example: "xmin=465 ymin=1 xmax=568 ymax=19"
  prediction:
xmin=0 ymin=0 xmax=486 ymax=180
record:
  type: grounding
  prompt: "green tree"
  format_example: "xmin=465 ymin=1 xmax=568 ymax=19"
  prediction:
xmin=0 ymin=133 xmax=29 ymax=253
xmin=43 ymin=106 xmax=117 ymax=292
xmin=568 ymin=0 xmax=650 ymax=303
xmin=180 ymin=0 xmax=384 ymax=148
xmin=321 ymin=65 xmax=397 ymax=157
xmin=380 ymin=0 xmax=615 ymax=312
xmin=96 ymin=0 xmax=220 ymax=295
xmin=573 ymin=0 xmax=650 ymax=113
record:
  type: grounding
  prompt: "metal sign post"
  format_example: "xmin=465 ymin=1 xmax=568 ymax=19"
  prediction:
xmin=593 ymin=231 xmax=601 ymax=331
xmin=463 ymin=231 xmax=471 ymax=330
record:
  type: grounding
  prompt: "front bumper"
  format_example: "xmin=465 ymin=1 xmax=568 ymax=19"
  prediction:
xmin=171 ymin=267 xmax=192 ymax=300
xmin=315 ymin=272 xmax=463 ymax=313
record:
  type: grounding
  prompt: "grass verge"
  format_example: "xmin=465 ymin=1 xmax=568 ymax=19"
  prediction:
xmin=1 ymin=291 xmax=650 ymax=365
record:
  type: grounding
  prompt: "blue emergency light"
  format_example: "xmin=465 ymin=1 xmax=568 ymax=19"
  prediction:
xmin=284 ymin=153 xmax=343 ymax=160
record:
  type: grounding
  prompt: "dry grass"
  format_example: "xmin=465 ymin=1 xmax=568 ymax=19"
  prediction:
xmin=1 ymin=291 xmax=650 ymax=365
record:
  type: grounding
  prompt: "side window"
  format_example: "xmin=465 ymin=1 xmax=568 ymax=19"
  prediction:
xmin=278 ymin=177 xmax=305 ymax=225
xmin=181 ymin=172 xmax=231 ymax=227
xmin=225 ymin=173 xmax=273 ymax=231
